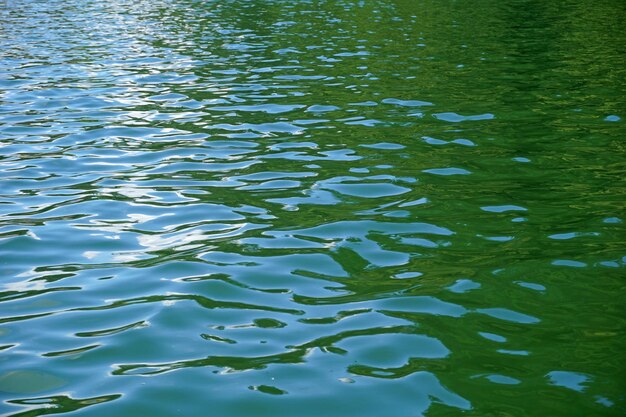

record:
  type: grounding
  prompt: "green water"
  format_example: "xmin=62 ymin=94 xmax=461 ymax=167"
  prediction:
xmin=0 ymin=0 xmax=624 ymax=415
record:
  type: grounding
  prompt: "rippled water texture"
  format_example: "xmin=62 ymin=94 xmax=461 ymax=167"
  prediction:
xmin=1 ymin=0 xmax=625 ymax=415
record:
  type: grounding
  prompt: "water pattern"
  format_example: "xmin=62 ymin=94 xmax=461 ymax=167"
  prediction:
xmin=1 ymin=0 xmax=625 ymax=415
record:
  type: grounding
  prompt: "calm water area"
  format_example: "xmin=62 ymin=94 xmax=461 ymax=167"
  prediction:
xmin=0 ymin=0 xmax=624 ymax=415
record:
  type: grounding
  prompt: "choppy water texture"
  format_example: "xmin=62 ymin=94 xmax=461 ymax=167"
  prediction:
xmin=1 ymin=0 xmax=625 ymax=415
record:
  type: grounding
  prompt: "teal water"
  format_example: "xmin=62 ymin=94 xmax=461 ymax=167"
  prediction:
xmin=0 ymin=0 xmax=625 ymax=415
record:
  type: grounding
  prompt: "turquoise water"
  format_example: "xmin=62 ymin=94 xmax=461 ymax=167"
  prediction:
xmin=1 ymin=0 xmax=624 ymax=415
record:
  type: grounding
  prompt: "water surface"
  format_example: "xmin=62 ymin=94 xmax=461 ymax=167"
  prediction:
xmin=0 ymin=0 xmax=625 ymax=416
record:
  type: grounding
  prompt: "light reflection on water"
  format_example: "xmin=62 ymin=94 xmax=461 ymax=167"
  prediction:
xmin=0 ymin=0 xmax=624 ymax=416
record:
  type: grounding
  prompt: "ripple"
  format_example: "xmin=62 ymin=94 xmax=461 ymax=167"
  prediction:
xmin=481 ymin=205 xmax=527 ymax=213
xmin=0 ymin=0 xmax=623 ymax=415
xmin=551 ymin=259 xmax=588 ymax=268
xmin=340 ymin=333 xmax=449 ymax=366
xmin=476 ymin=308 xmax=540 ymax=324
xmin=0 ymin=370 xmax=66 ymax=395
xmin=481 ymin=374 xmax=521 ymax=385
xmin=548 ymin=232 xmax=600 ymax=240
xmin=321 ymin=182 xmax=411 ymax=198
xmin=433 ymin=112 xmax=495 ymax=122
xmin=547 ymin=371 xmax=591 ymax=392
xmin=249 ymin=384 xmax=288 ymax=395
xmin=381 ymin=98 xmax=433 ymax=107
xmin=423 ymin=167 xmax=472 ymax=176
xmin=447 ymin=279 xmax=481 ymax=293
xmin=359 ymin=142 xmax=406 ymax=150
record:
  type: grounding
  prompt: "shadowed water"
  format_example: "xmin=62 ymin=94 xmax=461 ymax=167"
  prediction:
xmin=0 ymin=0 xmax=625 ymax=415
